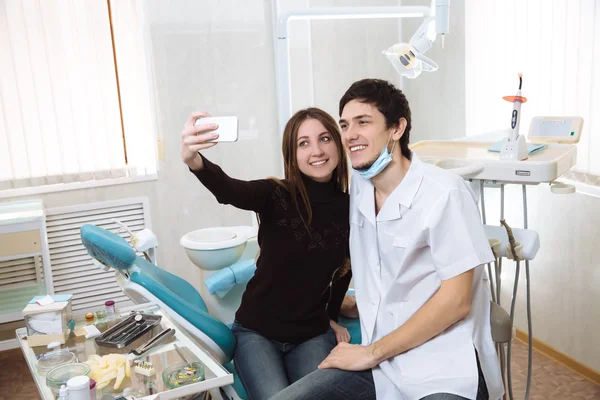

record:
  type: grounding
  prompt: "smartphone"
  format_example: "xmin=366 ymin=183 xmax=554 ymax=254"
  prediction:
xmin=194 ymin=116 xmax=239 ymax=142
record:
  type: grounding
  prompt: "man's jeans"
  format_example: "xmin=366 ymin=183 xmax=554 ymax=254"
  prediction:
xmin=231 ymin=321 xmax=337 ymax=400
xmin=269 ymin=349 xmax=490 ymax=400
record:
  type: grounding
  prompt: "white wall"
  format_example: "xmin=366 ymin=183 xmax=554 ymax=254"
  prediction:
xmin=402 ymin=0 xmax=600 ymax=372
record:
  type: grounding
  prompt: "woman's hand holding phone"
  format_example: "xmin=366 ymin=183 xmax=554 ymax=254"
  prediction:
xmin=181 ymin=111 xmax=220 ymax=170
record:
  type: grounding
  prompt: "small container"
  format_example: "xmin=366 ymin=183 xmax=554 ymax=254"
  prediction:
xmin=94 ymin=309 xmax=106 ymax=321
xmin=162 ymin=362 xmax=205 ymax=389
xmin=46 ymin=363 xmax=91 ymax=395
xmin=67 ymin=375 xmax=91 ymax=400
xmin=37 ymin=350 xmax=77 ymax=376
xmin=85 ymin=312 xmax=94 ymax=321
xmin=104 ymin=300 xmax=115 ymax=317
xmin=89 ymin=378 xmax=97 ymax=400
xmin=23 ymin=295 xmax=73 ymax=347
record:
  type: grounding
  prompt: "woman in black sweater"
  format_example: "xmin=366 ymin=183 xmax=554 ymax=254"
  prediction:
xmin=181 ymin=108 xmax=352 ymax=400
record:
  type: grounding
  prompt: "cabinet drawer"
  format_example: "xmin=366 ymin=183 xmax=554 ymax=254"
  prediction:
xmin=0 ymin=230 xmax=42 ymax=256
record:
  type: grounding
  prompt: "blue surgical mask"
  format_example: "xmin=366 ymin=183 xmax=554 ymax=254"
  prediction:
xmin=352 ymin=132 xmax=396 ymax=180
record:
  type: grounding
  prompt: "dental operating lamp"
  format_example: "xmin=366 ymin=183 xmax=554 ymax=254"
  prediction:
xmin=275 ymin=0 xmax=450 ymax=135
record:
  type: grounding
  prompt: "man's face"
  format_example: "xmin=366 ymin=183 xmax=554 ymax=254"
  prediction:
xmin=339 ymin=100 xmax=394 ymax=170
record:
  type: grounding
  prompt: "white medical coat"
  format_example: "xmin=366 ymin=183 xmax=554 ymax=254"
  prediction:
xmin=350 ymin=154 xmax=504 ymax=400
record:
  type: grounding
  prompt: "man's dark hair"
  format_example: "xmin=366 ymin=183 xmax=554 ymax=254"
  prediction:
xmin=339 ymin=78 xmax=412 ymax=159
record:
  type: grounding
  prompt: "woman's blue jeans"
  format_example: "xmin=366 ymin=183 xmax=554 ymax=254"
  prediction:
xmin=231 ymin=321 xmax=336 ymax=400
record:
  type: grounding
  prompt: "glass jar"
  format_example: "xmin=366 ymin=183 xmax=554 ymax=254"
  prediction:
xmin=104 ymin=300 xmax=115 ymax=318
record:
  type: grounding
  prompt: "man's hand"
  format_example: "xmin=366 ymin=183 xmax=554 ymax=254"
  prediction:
xmin=330 ymin=320 xmax=351 ymax=344
xmin=318 ymin=343 xmax=379 ymax=371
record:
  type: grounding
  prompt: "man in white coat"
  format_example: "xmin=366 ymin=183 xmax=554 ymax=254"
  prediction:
xmin=271 ymin=79 xmax=504 ymax=400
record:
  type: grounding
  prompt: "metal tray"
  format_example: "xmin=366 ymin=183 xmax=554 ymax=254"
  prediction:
xmin=95 ymin=313 xmax=162 ymax=348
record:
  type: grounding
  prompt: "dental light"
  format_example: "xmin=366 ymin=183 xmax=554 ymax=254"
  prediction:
xmin=382 ymin=16 xmax=439 ymax=79
xmin=275 ymin=0 xmax=450 ymax=134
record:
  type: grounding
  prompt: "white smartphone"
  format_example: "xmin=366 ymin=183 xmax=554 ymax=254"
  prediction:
xmin=194 ymin=116 xmax=239 ymax=142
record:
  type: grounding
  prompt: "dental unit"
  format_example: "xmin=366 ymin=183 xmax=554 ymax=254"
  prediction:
xmin=411 ymin=77 xmax=584 ymax=398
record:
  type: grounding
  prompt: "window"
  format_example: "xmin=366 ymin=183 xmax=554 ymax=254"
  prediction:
xmin=465 ymin=0 xmax=599 ymax=184
xmin=0 ymin=0 xmax=158 ymax=195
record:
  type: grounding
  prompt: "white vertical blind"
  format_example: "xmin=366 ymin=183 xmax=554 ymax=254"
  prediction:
xmin=465 ymin=0 xmax=599 ymax=181
xmin=0 ymin=0 xmax=157 ymax=191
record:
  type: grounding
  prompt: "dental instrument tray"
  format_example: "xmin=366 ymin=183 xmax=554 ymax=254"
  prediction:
xmin=410 ymin=140 xmax=577 ymax=184
xmin=95 ymin=313 xmax=162 ymax=348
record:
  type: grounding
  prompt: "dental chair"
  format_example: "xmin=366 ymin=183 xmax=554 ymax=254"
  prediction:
xmin=80 ymin=224 xmax=362 ymax=400
xmin=80 ymin=224 xmax=248 ymax=399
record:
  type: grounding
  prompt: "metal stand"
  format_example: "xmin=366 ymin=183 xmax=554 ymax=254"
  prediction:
xmin=478 ymin=180 xmax=533 ymax=400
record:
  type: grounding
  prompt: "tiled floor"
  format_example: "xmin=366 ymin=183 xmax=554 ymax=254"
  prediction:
xmin=1 ymin=339 xmax=598 ymax=399
xmin=507 ymin=340 xmax=600 ymax=400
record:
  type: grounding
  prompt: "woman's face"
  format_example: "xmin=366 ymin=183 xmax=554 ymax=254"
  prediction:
xmin=295 ymin=118 xmax=340 ymax=183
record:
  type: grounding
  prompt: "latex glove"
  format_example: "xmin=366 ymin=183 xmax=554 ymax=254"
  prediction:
xmin=85 ymin=354 xmax=130 ymax=390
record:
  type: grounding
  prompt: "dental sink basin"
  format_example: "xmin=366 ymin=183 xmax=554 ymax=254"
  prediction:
xmin=181 ymin=226 xmax=257 ymax=271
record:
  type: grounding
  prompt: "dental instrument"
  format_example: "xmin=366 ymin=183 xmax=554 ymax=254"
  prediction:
xmin=95 ymin=313 xmax=161 ymax=348
xmin=500 ymin=74 xmax=529 ymax=161
xmin=129 ymin=328 xmax=176 ymax=356
xmin=174 ymin=343 xmax=193 ymax=368
xmin=274 ymin=1 xmax=450 ymax=134
xmin=134 ymin=360 xmax=156 ymax=376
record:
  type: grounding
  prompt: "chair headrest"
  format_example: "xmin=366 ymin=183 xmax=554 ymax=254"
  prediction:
xmin=81 ymin=224 xmax=136 ymax=271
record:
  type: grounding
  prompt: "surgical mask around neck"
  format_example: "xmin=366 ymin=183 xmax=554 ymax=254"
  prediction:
xmin=352 ymin=132 xmax=396 ymax=180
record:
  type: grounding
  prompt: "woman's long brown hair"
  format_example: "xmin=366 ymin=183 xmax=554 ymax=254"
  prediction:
xmin=271 ymin=108 xmax=349 ymax=231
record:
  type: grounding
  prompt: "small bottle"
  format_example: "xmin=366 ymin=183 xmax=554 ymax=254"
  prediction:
xmin=104 ymin=300 xmax=116 ymax=318
xmin=67 ymin=376 xmax=91 ymax=400
xmin=57 ymin=384 xmax=69 ymax=400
